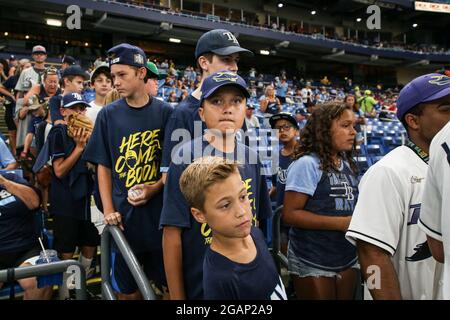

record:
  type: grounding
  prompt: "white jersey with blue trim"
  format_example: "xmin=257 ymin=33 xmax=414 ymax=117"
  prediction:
xmin=346 ymin=145 xmax=443 ymax=300
xmin=418 ymin=121 xmax=450 ymax=299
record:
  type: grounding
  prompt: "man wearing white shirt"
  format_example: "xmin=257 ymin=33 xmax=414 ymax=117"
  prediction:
xmin=346 ymin=73 xmax=450 ymax=300
xmin=418 ymin=120 xmax=450 ymax=299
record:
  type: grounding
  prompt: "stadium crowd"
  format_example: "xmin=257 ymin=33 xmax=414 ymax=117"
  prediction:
xmin=0 ymin=27 xmax=449 ymax=301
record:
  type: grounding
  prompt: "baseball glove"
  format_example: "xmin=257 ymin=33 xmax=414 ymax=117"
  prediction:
xmin=67 ymin=113 xmax=94 ymax=138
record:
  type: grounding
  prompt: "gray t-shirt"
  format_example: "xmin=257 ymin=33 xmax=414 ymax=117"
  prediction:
xmin=15 ymin=67 xmax=42 ymax=93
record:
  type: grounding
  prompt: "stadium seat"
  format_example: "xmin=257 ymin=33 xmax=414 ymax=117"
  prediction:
xmin=355 ymin=156 xmax=370 ymax=174
xmin=382 ymin=136 xmax=401 ymax=153
xmin=369 ymin=155 xmax=384 ymax=165
xmin=362 ymin=144 xmax=384 ymax=156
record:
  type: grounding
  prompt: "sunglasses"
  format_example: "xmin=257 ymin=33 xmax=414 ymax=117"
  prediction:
xmin=275 ymin=124 xmax=294 ymax=131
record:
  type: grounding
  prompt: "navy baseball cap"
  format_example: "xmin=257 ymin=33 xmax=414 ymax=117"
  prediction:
xmin=107 ymin=43 xmax=147 ymax=69
xmin=200 ymin=71 xmax=249 ymax=103
xmin=195 ymin=29 xmax=253 ymax=59
xmin=62 ymin=93 xmax=90 ymax=109
xmin=62 ymin=55 xmax=76 ymax=65
xmin=269 ymin=112 xmax=299 ymax=129
xmin=397 ymin=73 xmax=450 ymax=120
xmin=62 ymin=65 xmax=88 ymax=79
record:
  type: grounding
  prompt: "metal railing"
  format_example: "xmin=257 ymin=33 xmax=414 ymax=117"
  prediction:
xmin=0 ymin=260 xmax=87 ymax=300
xmin=271 ymin=205 xmax=288 ymax=273
xmin=101 ymin=225 xmax=156 ymax=300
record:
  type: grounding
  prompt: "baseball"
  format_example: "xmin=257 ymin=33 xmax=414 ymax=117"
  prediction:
xmin=128 ymin=188 xmax=143 ymax=200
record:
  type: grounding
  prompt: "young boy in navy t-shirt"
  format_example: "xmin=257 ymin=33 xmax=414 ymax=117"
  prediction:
xmin=269 ymin=112 xmax=299 ymax=254
xmin=83 ymin=44 xmax=173 ymax=299
xmin=160 ymin=71 xmax=272 ymax=299
xmin=179 ymin=156 xmax=286 ymax=300
xmin=160 ymin=29 xmax=253 ymax=177
xmin=47 ymin=92 xmax=99 ymax=298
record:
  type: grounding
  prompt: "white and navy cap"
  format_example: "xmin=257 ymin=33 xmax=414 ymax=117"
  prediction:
xmin=32 ymin=45 xmax=47 ymax=54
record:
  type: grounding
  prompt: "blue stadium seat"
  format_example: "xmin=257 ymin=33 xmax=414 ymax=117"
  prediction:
xmin=369 ymin=155 xmax=384 ymax=165
xmin=355 ymin=156 xmax=369 ymax=174
xmin=362 ymin=144 xmax=384 ymax=156
xmin=382 ymin=136 xmax=401 ymax=153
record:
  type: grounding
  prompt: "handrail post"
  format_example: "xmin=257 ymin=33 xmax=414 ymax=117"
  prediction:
xmin=271 ymin=205 xmax=289 ymax=272
xmin=101 ymin=225 xmax=156 ymax=300
xmin=0 ymin=260 xmax=87 ymax=300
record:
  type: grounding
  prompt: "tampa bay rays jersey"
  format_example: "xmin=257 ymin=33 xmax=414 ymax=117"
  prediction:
xmin=418 ymin=121 xmax=450 ymax=299
xmin=346 ymin=145 xmax=443 ymax=300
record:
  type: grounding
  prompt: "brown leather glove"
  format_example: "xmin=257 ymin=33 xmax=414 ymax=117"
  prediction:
xmin=67 ymin=113 xmax=93 ymax=138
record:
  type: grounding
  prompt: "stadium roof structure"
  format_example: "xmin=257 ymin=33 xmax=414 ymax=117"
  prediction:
xmin=1 ymin=0 xmax=448 ymax=70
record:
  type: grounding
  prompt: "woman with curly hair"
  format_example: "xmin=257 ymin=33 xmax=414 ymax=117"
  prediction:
xmin=282 ymin=102 xmax=359 ymax=300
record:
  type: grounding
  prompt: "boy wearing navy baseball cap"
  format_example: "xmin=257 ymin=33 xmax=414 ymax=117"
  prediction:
xmin=268 ymin=112 xmax=299 ymax=255
xmin=83 ymin=43 xmax=173 ymax=300
xmin=160 ymin=71 xmax=272 ymax=299
xmin=46 ymin=92 xmax=98 ymax=298
xmin=49 ymin=65 xmax=88 ymax=125
xmin=161 ymin=29 xmax=254 ymax=177
xmin=347 ymin=73 xmax=450 ymax=300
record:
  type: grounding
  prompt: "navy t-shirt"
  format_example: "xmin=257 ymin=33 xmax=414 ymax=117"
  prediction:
xmin=161 ymin=94 xmax=202 ymax=172
xmin=285 ymin=154 xmax=359 ymax=271
xmin=272 ymin=151 xmax=294 ymax=208
xmin=49 ymin=95 xmax=63 ymax=124
xmin=47 ymin=124 xmax=92 ymax=221
xmin=83 ymin=97 xmax=173 ymax=252
xmin=27 ymin=115 xmax=44 ymax=135
xmin=159 ymin=136 xmax=273 ymax=299
xmin=203 ymin=227 xmax=287 ymax=300
xmin=0 ymin=173 xmax=38 ymax=253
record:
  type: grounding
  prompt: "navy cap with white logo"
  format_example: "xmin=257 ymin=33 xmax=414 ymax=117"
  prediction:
xmin=107 ymin=43 xmax=147 ymax=69
xmin=195 ymin=29 xmax=253 ymax=59
xmin=62 ymin=93 xmax=90 ymax=109
xmin=200 ymin=71 xmax=249 ymax=103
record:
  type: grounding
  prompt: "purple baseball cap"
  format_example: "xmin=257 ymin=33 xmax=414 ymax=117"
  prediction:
xmin=397 ymin=73 xmax=450 ymax=120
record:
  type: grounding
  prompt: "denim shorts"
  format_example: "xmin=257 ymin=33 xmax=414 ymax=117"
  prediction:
xmin=287 ymin=243 xmax=359 ymax=279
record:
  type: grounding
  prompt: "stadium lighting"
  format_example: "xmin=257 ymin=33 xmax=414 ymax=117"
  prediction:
xmin=4 ymin=32 xmax=8 ymax=36
xmin=85 ymin=42 xmax=89 ymax=46
xmin=356 ymin=18 xmax=362 ymax=22
xmin=169 ymin=38 xmax=181 ymax=43
xmin=278 ymin=3 xmax=284 ymax=8
xmin=46 ymin=19 xmax=62 ymax=27
xmin=311 ymin=10 xmax=316 ymax=15
xmin=25 ymin=35 xmax=29 ymax=39
xmin=412 ymin=23 xmax=418 ymax=28
xmin=65 ymin=40 xmax=69 ymax=44
xmin=260 ymin=50 xmax=270 ymax=55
